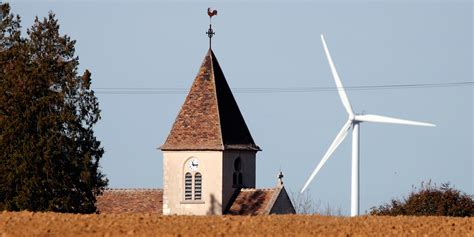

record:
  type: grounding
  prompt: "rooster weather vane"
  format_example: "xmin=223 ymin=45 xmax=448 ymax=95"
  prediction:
xmin=206 ymin=8 xmax=217 ymax=49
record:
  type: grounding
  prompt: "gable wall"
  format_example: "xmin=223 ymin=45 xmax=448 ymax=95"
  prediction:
xmin=269 ymin=187 xmax=296 ymax=214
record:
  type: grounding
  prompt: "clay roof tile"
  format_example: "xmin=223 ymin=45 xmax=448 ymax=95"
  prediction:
xmin=226 ymin=188 xmax=278 ymax=215
xmin=96 ymin=189 xmax=163 ymax=214
xmin=160 ymin=49 xmax=260 ymax=151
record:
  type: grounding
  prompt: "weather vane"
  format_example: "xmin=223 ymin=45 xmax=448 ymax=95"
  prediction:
xmin=206 ymin=8 xmax=217 ymax=49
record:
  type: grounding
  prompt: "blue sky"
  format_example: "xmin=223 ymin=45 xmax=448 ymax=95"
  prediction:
xmin=11 ymin=1 xmax=472 ymax=215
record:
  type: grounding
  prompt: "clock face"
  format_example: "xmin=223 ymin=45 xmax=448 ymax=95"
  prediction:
xmin=187 ymin=157 xmax=199 ymax=171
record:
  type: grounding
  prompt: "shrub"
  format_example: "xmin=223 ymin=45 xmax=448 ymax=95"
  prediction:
xmin=370 ymin=181 xmax=474 ymax=217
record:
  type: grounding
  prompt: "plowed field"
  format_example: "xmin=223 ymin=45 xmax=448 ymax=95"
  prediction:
xmin=1 ymin=211 xmax=473 ymax=236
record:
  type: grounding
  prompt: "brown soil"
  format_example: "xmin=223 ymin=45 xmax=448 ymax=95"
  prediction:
xmin=1 ymin=211 xmax=473 ymax=237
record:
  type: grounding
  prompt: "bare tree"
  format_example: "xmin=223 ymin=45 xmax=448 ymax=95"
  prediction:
xmin=289 ymin=190 xmax=343 ymax=216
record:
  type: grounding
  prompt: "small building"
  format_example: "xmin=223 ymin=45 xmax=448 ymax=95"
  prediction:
xmin=227 ymin=177 xmax=295 ymax=215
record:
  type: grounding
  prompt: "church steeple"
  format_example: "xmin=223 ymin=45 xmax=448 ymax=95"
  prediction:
xmin=161 ymin=10 xmax=296 ymax=216
xmin=161 ymin=8 xmax=259 ymax=151
xmin=160 ymin=42 xmax=260 ymax=151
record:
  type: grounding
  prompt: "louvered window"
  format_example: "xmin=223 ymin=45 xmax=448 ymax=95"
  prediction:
xmin=184 ymin=172 xmax=192 ymax=200
xmin=233 ymin=157 xmax=242 ymax=187
xmin=194 ymin=172 xmax=202 ymax=200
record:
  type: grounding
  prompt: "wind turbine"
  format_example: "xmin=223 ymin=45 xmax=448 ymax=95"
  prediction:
xmin=300 ymin=35 xmax=436 ymax=217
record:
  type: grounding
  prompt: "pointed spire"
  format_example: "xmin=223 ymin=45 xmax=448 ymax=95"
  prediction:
xmin=160 ymin=50 xmax=260 ymax=151
xmin=160 ymin=9 xmax=259 ymax=151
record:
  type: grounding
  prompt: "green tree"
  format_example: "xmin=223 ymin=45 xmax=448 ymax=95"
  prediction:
xmin=0 ymin=3 xmax=107 ymax=213
xmin=370 ymin=181 xmax=474 ymax=217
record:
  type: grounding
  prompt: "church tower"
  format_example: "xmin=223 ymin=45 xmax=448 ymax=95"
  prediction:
xmin=160 ymin=18 xmax=260 ymax=215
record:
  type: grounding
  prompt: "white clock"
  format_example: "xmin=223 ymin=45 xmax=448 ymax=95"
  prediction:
xmin=187 ymin=157 xmax=199 ymax=171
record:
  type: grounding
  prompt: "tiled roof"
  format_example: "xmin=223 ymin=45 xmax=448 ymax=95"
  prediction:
xmin=226 ymin=188 xmax=278 ymax=215
xmin=96 ymin=189 xmax=163 ymax=214
xmin=160 ymin=49 xmax=260 ymax=151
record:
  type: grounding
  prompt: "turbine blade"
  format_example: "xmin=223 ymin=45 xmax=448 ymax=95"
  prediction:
xmin=301 ymin=120 xmax=352 ymax=193
xmin=321 ymin=34 xmax=354 ymax=116
xmin=355 ymin=114 xmax=436 ymax=127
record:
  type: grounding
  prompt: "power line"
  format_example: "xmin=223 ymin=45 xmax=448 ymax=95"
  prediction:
xmin=93 ymin=81 xmax=474 ymax=95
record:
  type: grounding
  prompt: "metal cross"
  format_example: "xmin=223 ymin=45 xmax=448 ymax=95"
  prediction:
xmin=206 ymin=24 xmax=215 ymax=48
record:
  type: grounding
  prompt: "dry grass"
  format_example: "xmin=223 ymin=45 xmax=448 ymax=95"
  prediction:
xmin=1 ymin=211 xmax=473 ymax=237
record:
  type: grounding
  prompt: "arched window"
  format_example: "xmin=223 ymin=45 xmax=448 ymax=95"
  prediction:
xmin=234 ymin=158 xmax=241 ymax=171
xmin=184 ymin=172 xmax=192 ymax=200
xmin=194 ymin=172 xmax=202 ymax=200
xmin=233 ymin=157 xmax=242 ymax=187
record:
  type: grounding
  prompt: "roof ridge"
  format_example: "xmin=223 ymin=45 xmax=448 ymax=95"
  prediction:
xmin=240 ymin=188 xmax=257 ymax=191
xmin=104 ymin=188 xmax=163 ymax=191
xmin=209 ymin=49 xmax=225 ymax=150
xmin=240 ymin=187 xmax=277 ymax=192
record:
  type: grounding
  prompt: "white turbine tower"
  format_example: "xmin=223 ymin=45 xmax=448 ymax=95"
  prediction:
xmin=300 ymin=35 xmax=436 ymax=217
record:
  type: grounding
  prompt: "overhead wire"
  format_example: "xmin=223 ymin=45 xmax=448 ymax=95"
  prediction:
xmin=93 ymin=81 xmax=474 ymax=95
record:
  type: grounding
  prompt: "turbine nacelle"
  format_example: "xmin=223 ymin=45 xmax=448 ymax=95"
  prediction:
xmin=350 ymin=113 xmax=366 ymax=124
